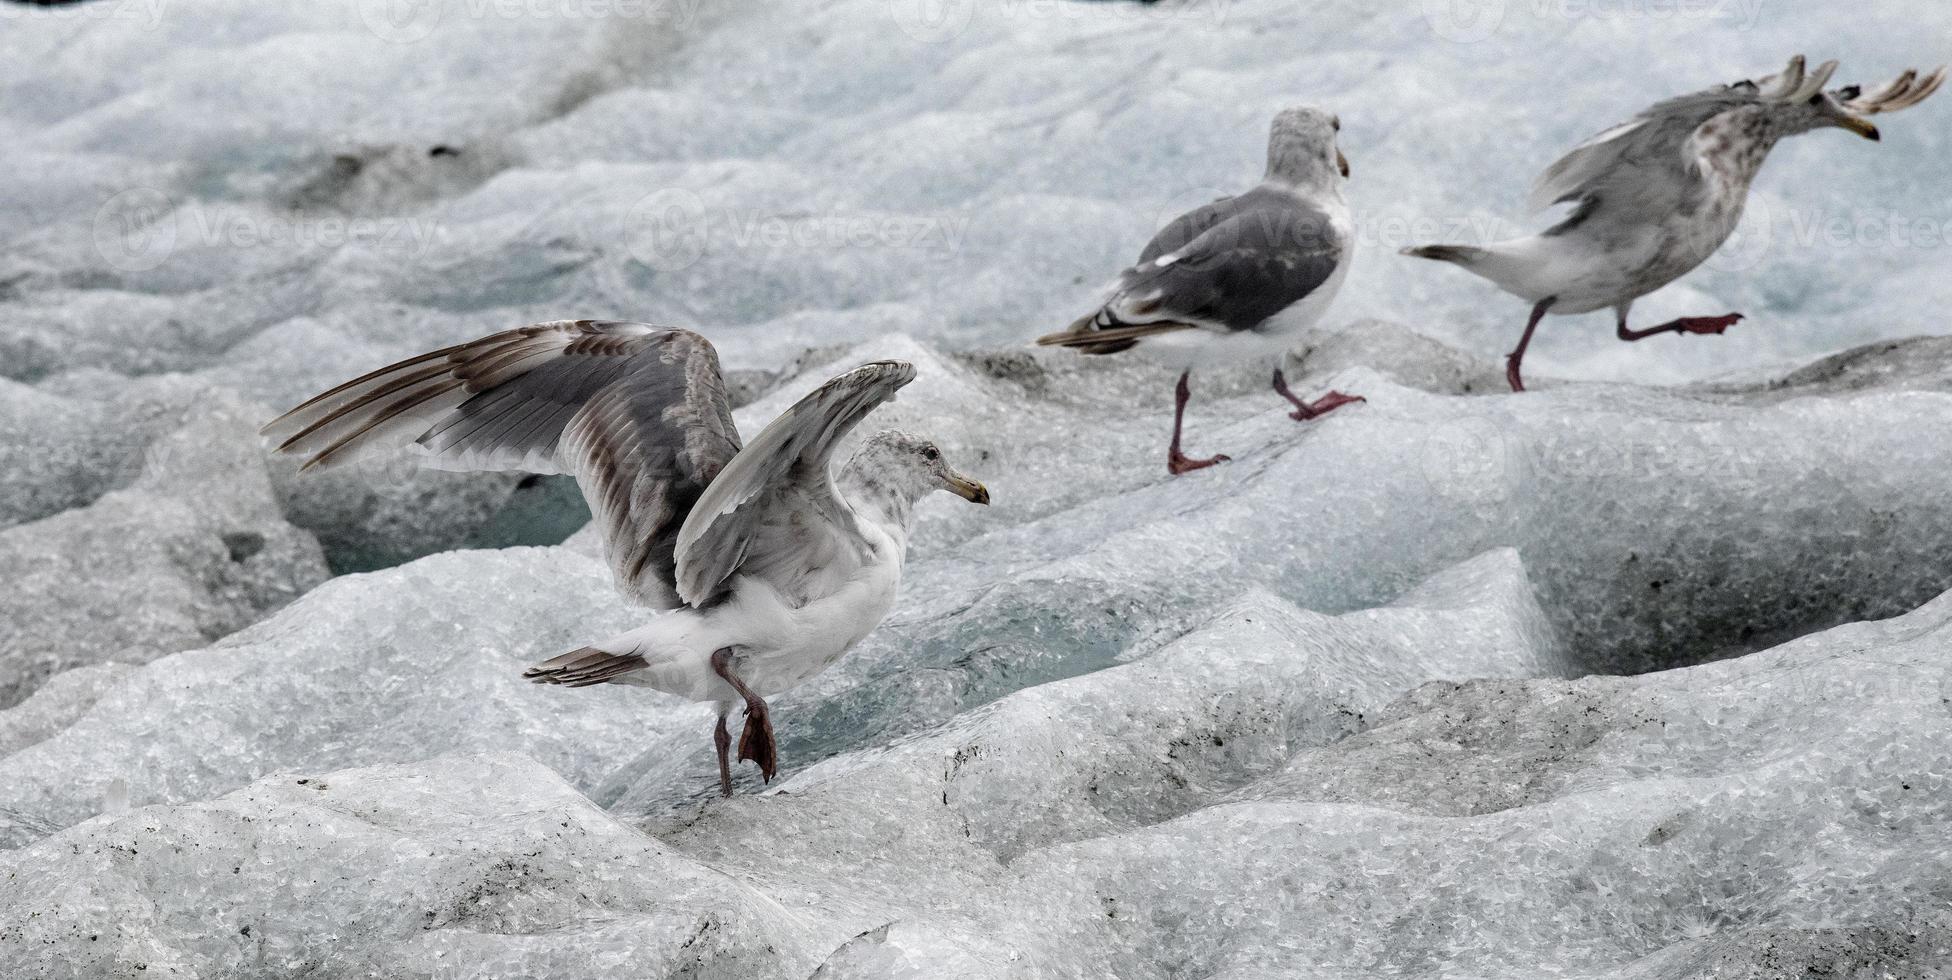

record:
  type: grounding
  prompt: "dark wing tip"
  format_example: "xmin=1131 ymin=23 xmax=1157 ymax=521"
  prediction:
xmin=523 ymin=646 xmax=648 ymax=686
xmin=820 ymin=359 xmax=915 ymax=398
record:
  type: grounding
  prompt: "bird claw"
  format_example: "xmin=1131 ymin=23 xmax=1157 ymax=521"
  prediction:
xmin=1289 ymin=390 xmax=1365 ymax=421
xmin=1167 ymin=452 xmax=1230 ymax=476
xmin=1678 ymin=313 xmax=1744 ymax=336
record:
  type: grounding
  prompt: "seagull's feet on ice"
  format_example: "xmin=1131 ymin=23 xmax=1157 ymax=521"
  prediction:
xmin=1165 ymin=370 xmax=1230 ymax=476
xmin=1505 ymin=356 xmax=1527 ymax=394
xmin=1167 ymin=448 xmax=1230 ymax=475
xmin=1617 ymin=313 xmax=1744 ymax=342
xmin=1273 ymin=370 xmax=1364 ymax=421
xmin=710 ymin=647 xmax=780 ymax=793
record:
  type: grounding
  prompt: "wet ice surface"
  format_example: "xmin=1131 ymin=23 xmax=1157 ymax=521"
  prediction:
xmin=4 ymin=334 xmax=1952 ymax=976
xmin=4 ymin=0 xmax=1952 ymax=975
xmin=4 ymin=542 xmax=1952 ymax=978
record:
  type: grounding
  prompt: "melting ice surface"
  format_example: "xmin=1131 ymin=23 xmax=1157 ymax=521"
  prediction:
xmin=3 ymin=0 xmax=1952 ymax=976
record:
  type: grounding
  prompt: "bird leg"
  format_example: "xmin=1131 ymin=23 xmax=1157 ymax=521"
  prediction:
xmin=712 ymin=707 xmax=733 ymax=797
xmin=1506 ymin=298 xmax=1555 ymax=393
xmin=710 ymin=647 xmax=778 ymax=786
xmin=1167 ymin=371 xmax=1229 ymax=475
xmin=1616 ymin=312 xmax=1743 ymax=342
xmin=1271 ymin=368 xmax=1364 ymax=420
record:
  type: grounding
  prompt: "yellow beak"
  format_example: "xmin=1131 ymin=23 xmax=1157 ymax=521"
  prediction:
xmin=1838 ymin=115 xmax=1882 ymax=141
xmin=944 ymin=471 xmax=990 ymax=505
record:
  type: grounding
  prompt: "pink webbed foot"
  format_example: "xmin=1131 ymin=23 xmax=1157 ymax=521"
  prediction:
xmin=1168 ymin=449 xmax=1230 ymax=476
xmin=1287 ymin=390 xmax=1365 ymax=421
xmin=1617 ymin=312 xmax=1745 ymax=342
xmin=1271 ymin=368 xmax=1364 ymax=420
xmin=1673 ymin=313 xmax=1744 ymax=336
xmin=738 ymin=701 xmax=778 ymax=783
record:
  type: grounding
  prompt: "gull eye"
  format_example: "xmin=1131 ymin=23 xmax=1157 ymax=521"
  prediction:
xmin=1808 ymin=93 xmax=1825 ymax=106
xmin=921 ymin=445 xmax=940 ymax=462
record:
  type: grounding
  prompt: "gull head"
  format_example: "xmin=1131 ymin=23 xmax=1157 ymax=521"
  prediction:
xmin=847 ymin=430 xmax=990 ymax=516
xmin=1738 ymin=56 xmax=1945 ymax=143
xmin=1266 ymin=105 xmax=1349 ymax=188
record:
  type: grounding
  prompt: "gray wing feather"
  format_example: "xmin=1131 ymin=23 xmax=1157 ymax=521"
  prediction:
xmin=672 ymin=360 xmax=914 ymax=607
xmin=1137 ymin=194 xmax=1235 ymax=265
xmin=262 ymin=320 xmax=741 ymax=609
xmin=558 ymin=330 xmax=741 ymax=608
xmin=1529 ymin=80 xmax=1766 ymax=218
xmin=1111 ymin=186 xmax=1343 ymax=332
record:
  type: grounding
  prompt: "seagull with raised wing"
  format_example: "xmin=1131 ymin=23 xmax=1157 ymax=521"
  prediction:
xmin=1037 ymin=106 xmax=1362 ymax=474
xmin=1404 ymin=56 xmax=1945 ymax=392
xmin=263 ymin=321 xmax=989 ymax=796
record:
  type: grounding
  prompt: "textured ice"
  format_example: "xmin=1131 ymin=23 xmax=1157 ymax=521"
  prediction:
xmin=5 ymin=1 xmax=1951 ymax=387
xmin=0 ymin=392 xmax=327 ymax=707
xmin=4 ymin=569 xmax=1950 ymax=977
xmin=2 ymin=331 xmax=1951 ymax=973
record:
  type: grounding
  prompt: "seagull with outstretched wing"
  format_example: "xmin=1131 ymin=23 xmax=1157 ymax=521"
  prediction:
xmin=263 ymin=321 xmax=989 ymax=796
xmin=1037 ymin=106 xmax=1362 ymax=475
xmin=1404 ymin=56 xmax=1945 ymax=391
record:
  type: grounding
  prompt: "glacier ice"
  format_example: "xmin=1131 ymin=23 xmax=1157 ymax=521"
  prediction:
xmin=3 ymin=552 xmax=1950 ymax=977
xmin=3 ymin=328 xmax=1952 ymax=977
xmin=0 ymin=393 xmax=327 ymax=708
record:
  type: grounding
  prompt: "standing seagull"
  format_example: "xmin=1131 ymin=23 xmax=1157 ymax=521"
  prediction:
xmin=262 ymin=321 xmax=989 ymax=796
xmin=1404 ymin=56 xmax=1945 ymax=392
xmin=1036 ymin=106 xmax=1362 ymax=475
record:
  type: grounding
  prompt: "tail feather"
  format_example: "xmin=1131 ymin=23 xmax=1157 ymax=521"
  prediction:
xmin=524 ymin=646 xmax=649 ymax=687
xmin=1035 ymin=311 xmax=1198 ymax=356
xmin=1401 ymin=244 xmax=1490 ymax=267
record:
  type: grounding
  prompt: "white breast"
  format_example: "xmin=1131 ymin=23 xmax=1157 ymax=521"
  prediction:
xmin=716 ymin=520 xmax=905 ymax=697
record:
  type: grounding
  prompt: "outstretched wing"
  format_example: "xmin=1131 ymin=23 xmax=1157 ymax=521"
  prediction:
xmin=672 ymin=360 xmax=914 ymax=608
xmin=1528 ymin=58 xmax=1839 ymax=217
xmin=261 ymin=320 xmax=741 ymax=609
xmin=1107 ymin=185 xmax=1345 ymax=332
